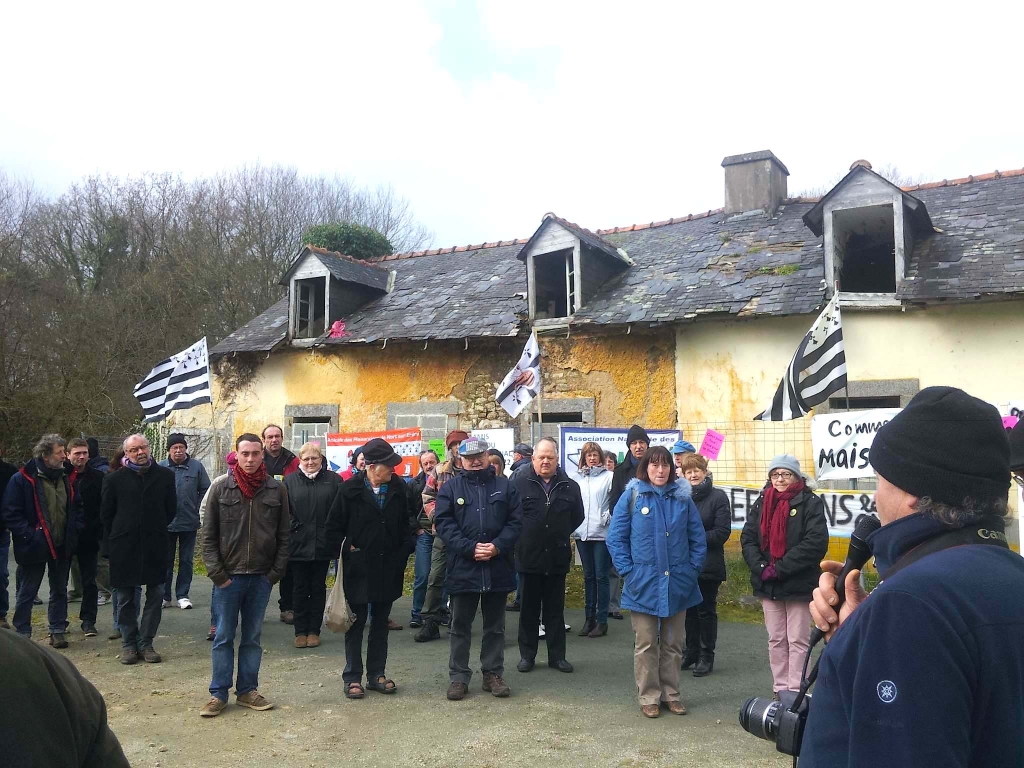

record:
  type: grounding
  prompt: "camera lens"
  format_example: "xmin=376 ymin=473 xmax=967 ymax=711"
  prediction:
xmin=739 ymin=696 xmax=780 ymax=741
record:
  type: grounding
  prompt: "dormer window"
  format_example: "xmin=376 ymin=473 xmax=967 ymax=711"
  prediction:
xmin=280 ymin=245 xmax=393 ymax=342
xmin=803 ymin=160 xmax=932 ymax=307
xmin=518 ymin=213 xmax=633 ymax=322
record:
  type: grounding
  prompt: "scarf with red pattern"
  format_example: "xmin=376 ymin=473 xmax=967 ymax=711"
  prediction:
xmin=760 ymin=479 xmax=804 ymax=562
xmin=234 ymin=462 xmax=267 ymax=499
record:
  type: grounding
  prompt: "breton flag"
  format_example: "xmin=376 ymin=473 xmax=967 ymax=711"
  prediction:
xmin=754 ymin=292 xmax=848 ymax=421
xmin=496 ymin=331 xmax=542 ymax=418
xmin=134 ymin=338 xmax=213 ymax=423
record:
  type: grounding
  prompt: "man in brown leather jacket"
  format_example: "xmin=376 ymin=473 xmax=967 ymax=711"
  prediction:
xmin=199 ymin=433 xmax=289 ymax=717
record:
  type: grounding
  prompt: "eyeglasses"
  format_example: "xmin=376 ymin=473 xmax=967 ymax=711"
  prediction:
xmin=769 ymin=471 xmax=795 ymax=481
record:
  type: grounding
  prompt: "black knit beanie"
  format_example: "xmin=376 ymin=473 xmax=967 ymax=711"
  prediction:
xmin=626 ymin=424 xmax=650 ymax=447
xmin=167 ymin=433 xmax=188 ymax=451
xmin=870 ymin=386 xmax=1010 ymax=509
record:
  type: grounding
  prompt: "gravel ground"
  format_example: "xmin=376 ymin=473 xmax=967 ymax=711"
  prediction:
xmin=11 ymin=570 xmax=794 ymax=768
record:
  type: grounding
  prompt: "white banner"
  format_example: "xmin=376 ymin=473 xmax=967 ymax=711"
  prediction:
xmin=719 ymin=482 xmax=877 ymax=538
xmin=811 ymin=408 xmax=901 ymax=480
xmin=471 ymin=428 xmax=515 ymax=476
xmin=559 ymin=427 xmax=681 ymax=473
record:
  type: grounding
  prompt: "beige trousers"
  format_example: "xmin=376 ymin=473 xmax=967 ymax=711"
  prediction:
xmin=631 ymin=610 xmax=686 ymax=706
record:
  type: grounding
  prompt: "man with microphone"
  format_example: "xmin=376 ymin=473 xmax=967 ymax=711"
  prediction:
xmin=802 ymin=387 xmax=1024 ymax=765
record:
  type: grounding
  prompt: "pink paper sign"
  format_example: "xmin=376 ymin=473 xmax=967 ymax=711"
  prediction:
xmin=1004 ymin=415 xmax=1020 ymax=430
xmin=699 ymin=429 xmax=726 ymax=461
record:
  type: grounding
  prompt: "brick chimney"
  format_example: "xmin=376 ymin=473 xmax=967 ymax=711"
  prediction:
xmin=721 ymin=150 xmax=789 ymax=216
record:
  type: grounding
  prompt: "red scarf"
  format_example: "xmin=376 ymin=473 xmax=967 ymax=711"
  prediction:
xmin=760 ymin=479 xmax=804 ymax=562
xmin=234 ymin=463 xmax=267 ymax=499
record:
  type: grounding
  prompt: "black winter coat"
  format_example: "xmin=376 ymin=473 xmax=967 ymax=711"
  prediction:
xmin=100 ymin=465 xmax=176 ymax=588
xmin=0 ymin=460 xmax=17 ymax=499
xmin=609 ymin=457 xmax=639 ymax=516
xmin=325 ymin=475 xmax=416 ymax=605
xmin=1 ymin=460 xmax=82 ymax=565
xmin=283 ymin=467 xmax=342 ymax=562
xmin=408 ymin=472 xmax=428 ymax=531
xmin=69 ymin=462 xmax=105 ymax=553
xmin=511 ymin=467 xmax=585 ymax=575
xmin=741 ymin=484 xmax=829 ymax=601
xmin=433 ymin=467 xmax=522 ymax=595
xmin=689 ymin=476 xmax=733 ymax=583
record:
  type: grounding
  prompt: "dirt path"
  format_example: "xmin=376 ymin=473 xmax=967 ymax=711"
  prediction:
xmin=35 ymin=590 xmax=793 ymax=768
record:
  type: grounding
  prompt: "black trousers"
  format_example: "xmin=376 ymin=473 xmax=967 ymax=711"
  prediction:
xmin=290 ymin=560 xmax=330 ymax=636
xmin=685 ymin=578 xmax=721 ymax=658
xmin=277 ymin=562 xmax=293 ymax=613
xmin=344 ymin=600 xmax=393 ymax=684
xmin=448 ymin=591 xmax=507 ymax=684
xmin=518 ymin=572 xmax=567 ymax=663
xmin=76 ymin=547 xmax=99 ymax=625
xmin=116 ymin=583 xmax=164 ymax=651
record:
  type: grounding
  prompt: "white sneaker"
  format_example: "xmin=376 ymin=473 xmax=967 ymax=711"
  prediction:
xmin=178 ymin=598 xmax=193 ymax=610
xmin=161 ymin=600 xmax=174 ymax=609
xmin=564 ymin=623 xmax=571 ymax=631
xmin=538 ymin=623 xmax=546 ymax=638
xmin=96 ymin=594 xmax=110 ymax=606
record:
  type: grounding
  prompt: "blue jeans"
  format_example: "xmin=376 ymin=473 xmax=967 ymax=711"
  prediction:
xmin=164 ymin=530 xmax=197 ymax=602
xmin=577 ymin=539 xmax=612 ymax=624
xmin=210 ymin=574 xmax=273 ymax=701
xmin=412 ymin=532 xmax=445 ymax=619
xmin=112 ymin=586 xmax=142 ymax=631
xmin=0 ymin=529 xmax=9 ymax=619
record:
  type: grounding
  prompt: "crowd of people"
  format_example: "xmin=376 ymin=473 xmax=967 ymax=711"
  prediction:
xmin=3 ymin=399 xmax=1024 ymax=760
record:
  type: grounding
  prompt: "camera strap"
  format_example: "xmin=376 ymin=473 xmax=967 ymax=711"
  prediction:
xmin=881 ymin=517 xmax=1008 ymax=583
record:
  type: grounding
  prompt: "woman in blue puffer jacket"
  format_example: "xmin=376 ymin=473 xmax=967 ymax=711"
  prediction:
xmin=607 ymin=445 xmax=707 ymax=719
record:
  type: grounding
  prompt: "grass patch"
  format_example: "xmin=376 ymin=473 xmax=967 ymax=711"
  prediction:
xmin=757 ymin=263 xmax=799 ymax=276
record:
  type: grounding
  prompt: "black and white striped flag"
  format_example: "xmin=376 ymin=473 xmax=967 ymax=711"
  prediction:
xmin=496 ymin=332 xmax=541 ymax=418
xmin=754 ymin=293 xmax=848 ymax=421
xmin=134 ymin=338 xmax=213 ymax=423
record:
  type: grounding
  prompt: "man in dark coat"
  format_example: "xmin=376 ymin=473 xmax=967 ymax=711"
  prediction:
xmin=511 ymin=437 xmax=584 ymax=674
xmin=2 ymin=434 xmax=82 ymax=647
xmin=66 ymin=438 xmax=105 ymax=637
xmin=100 ymin=433 xmax=176 ymax=665
xmin=325 ymin=438 xmax=416 ymax=698
xmin=261 ymin=424 xmax=299 ymax=624
xmin=0 ymin=630 xmax=130 ymax=767
xmin=607 ymin=424 xmax=650 ymax=620
xmin=200 ymin=432 xmax=289 ymax=716
xmin=0 ymin=446 xmax=19 ymax=629
xmin=434 ymin=437 xmax=523 ymax=701
xmin=509 ymin=443 xmax=533 ymax=478
xmin=408 ymin=448 xmax=440 ymax=628
xmin=803 ymin=387 xmax=1024 ymax=767
xmin=158 ymin=433 xmax=211 ymax=610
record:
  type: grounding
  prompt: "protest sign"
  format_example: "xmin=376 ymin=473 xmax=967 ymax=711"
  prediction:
xmin=428 ymin=439 xmax=447 ymax=460
xmin=699 ymin=429 xmax=725 ymax=461
xmin=811 ymin=408 xmax=900 ymax=480
xmin=326 ymin=428 xmax=422 ymax=479
xmin=559 ymin=427 xmax=681 ymax=473
xmin=471 ymin=428 xmax=515 ymax=475
xmin=719 ymin=481 xmax=876 ymax=538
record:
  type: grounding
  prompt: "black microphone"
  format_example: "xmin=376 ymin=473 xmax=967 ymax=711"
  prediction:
xmin=809 ymin=514 xmax=881 ymax=646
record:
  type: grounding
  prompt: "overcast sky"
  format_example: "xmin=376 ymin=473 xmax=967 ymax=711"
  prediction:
xmin=3 ymin=1 xmax=1021 ymax=249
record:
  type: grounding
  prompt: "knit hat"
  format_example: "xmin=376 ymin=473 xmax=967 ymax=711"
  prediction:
xmin=870 ymin=386 xmax=1010 ymax=508
xmin=513 ymin=443 xmax=534 ymax=457
xmin=767 ymin=454 xmax=801 ymax=478
xmin=1010 ymin=419 xmax=1024 ymax=472
xmin=626 ymin=425 xmax=650 ymax=447
xmin=671 ymin=440 xmax=696 ymax=455
xmin=167 ymin=433 xmax=188 ymax=451
xmin=446 ymin=430 xmax=470 ymax=448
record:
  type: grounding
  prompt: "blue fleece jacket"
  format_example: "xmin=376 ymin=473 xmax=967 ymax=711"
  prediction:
xmin=800 ymin=512 xmax=1024 ymax=767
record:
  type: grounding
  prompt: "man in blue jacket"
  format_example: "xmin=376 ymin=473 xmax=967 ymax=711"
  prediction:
xmin=1 ymin=434 xmax=82 ymax=648
xmin=433 ymin=437 xmax=523 ymax=701
xmin=159 ymin=433 xmax=211 ymax=610
xmin=802 ymin=387 xmax=1024 ymax=766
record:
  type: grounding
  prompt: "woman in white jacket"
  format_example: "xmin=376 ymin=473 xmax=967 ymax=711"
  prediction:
xmin=573 ymin=441 xmax=614 ymax=638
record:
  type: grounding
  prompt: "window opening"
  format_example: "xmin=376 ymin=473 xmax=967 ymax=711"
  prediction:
xmin=295 ymin=277 xmax=326 ymax=337
xmin=827 ymin=395 xmax=901 ymax=410
xmin=534 ymin=250 xmax=571 ymax=318
xmin=531 ymin=411 xmax=584 ymax=424
xmin=833 ymin=204 xmax=896 ymax=293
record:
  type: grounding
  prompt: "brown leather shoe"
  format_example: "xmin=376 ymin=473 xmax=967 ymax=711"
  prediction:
xmin=387 ymin=619 xmax=403 ymax=631
xmin=280 ymin=610 xmax=294 ymax=625
xmin=200 ymin=697 xmax=228 ymax=717
xmin=120 ymin=648 xmax=138 ymax=665
xmin=294 ymin=635 xmax=307 ymax=648
xmin=641 ymin=704 xmax=660 ymax=718
xmin=446 ymin=682 xmax=468 ymax=701
xmin=665 ymin=701 xmax=687 ymax=715
xmin=482 ymin=673 xmax=511 ymax=697
xmin=142 ymin=647 xmax=162 ymax=663
xmin=306 ymin=634 xmax=321 ymax=648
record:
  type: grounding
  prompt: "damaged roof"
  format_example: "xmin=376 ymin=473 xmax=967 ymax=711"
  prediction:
xmin=210 ymin=171 xmax=1024 ymax=357
xmin=278 ymin=245 xmax=391 ymax=292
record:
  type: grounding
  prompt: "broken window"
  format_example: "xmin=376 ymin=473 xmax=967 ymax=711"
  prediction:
xmin=295 ymin=277 xmax=326 ymax=338
xmin=533 ymin=250 xmax=574 ymax=319
xmin=832 ymin=205 xmax=896 ymax=293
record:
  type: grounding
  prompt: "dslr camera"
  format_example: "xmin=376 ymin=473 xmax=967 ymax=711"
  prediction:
xmin=739 ymin=689 xmax=810 ymax=757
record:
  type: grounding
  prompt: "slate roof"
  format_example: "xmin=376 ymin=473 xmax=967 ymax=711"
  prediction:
xmin=278 ymin=245 xmax=390 ymax=292
xmin=517 ymin=213 xmax=632 ymax=265
xmin=210 ymin=171 xmax=1024 ymax=357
